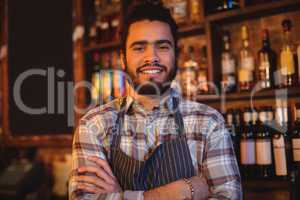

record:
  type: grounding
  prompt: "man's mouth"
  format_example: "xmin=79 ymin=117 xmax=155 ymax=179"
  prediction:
xmin=139 ymin=67 xmax=163 ymax=74
xmin=137 ymin=64 xmax=166 ymax=75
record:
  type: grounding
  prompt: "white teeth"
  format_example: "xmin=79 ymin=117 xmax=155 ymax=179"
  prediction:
xmin=141 ymin=69 xmax=161 ymax=74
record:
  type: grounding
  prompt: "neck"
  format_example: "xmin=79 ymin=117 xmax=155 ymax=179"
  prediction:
xmin=128 ymin=86 xmax=171 ymax=111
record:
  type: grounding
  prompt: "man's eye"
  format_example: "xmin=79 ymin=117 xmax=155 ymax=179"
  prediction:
xmin=133 ymin=46 xmax=144 ymax=51
xmin=158 ymin=45 xmax=170 ymax=50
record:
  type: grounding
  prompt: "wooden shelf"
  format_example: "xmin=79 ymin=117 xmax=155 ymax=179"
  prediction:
xmin=83 ymin=23 xmax=205 ymax=52
xmin=243 ymin=179 xmax=291 ymax=191
xmin=196 ymin=87 xmax=300 ymax=103
xmin=206 ymin=0 xmax=300 ymax=23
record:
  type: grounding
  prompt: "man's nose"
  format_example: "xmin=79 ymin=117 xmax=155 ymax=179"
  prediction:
xmin=144 ymin=46 xmax=160 ymax=63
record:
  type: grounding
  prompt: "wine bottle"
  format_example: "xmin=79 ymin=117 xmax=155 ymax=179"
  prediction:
xmin=279 ymin=19 xmax=298 ymax=87
xmin=181 ymin=45 xmax=198 ymax=97
xmin=189 ymin=0 xmax=203 ymax=24
xmin=257 ymin=29 xmax=276 ymax=89
xmin=112 ymin=51 xmax=126 ymax=98
xmin=291 ymin=103 xmax=300 ymax=199
xmin=91 ymin=52 xmax=101 ymax=104
xmin=226 ymin=109 xmax=239 ymax=160
xmin=221 ymin=30 xmax=237 ymax=93
xmin=272 ymin=105 xmax=292 ymax=180
xmin=198 ymin=46 xmax=209 ymax=94
xmin=256 ymin=107 xmax=274 ymax=178
xmin=238 ymin=25 xmax=255 ymax=91
xmin=291 ymin=103 xmax=300 ymax=167
xmin=163 ymin=0 xmax=187 ymax=25
xmin=240 ymin=107 xmax=256 ymax=179
xmin=297 ymin=44 xmax=300 ymax=83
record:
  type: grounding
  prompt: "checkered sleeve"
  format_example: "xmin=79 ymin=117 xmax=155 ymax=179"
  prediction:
xmin=203 ymin=119 xmax=242 ymax=200
xmin=68 ymin=115 xmax=144 ymax=200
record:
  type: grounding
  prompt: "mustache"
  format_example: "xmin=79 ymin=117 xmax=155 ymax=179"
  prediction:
xmin=137 ymin=62 xmax=167 ymax=73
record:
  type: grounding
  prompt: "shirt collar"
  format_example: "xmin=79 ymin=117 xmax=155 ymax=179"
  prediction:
xmin=121 ymin=88 xmax=181 ymax=114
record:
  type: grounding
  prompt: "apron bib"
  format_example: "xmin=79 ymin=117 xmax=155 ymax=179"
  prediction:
xmin=109 ymin=97 xmax=195 ymax=190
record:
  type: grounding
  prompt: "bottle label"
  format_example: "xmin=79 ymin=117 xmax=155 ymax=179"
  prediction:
xmin=280 ymin=47 xmax=295 ymax=75
xmin=227 ymin=113 xmax=233 ymax=125
xmin=100 ymin=22 xmax=109 ymax=30
xmin=228 ymin=75 xmax=236 ymax=86
xmin=252 ymin=111 xmax=258 ymax=123
xmin=259 ymin=111 xmax=267 ymax=123
xmin=242 ymin=57 xmax=255 ymax=71
xmin=243 ymin=112 xmax=251 ymax=123
xmin=256 ymin=139 xmax=272 ymax=165
xmin=296 ymin=110 xmax=300 ymax=119
xmin=267 ymin=111 xmax=274 ymax=121
xmin=222 ymin=58 xmax=235 ymax=74
xmin=173 ymin=1 xmax=187 ymax=22
xmin=238 ymin=68 xmax=253 ymax=82
xmin=240 ymin=139 xmax=256 ymax=164
xmin=111 ymin=19 xmax=119 ymax=27
xmin=292 ymin=138 xmax=300 ymax=161
xmin=273 ymin=135 xmax=287 ymax=176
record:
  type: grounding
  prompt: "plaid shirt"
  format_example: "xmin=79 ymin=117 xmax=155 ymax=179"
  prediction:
xmin=69 ymin=89 xmax=242 ymax=200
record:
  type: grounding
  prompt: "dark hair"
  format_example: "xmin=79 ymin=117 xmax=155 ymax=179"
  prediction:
xmin=119 ymin=1 xmax=178 ymax=58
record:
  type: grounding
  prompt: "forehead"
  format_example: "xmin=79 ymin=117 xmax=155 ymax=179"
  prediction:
xmin=126 ymin=20 xmax=174 ymax=45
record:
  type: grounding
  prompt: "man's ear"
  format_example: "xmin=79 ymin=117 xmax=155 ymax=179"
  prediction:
xmin=120 ymin=51 xmax=126 ymax=70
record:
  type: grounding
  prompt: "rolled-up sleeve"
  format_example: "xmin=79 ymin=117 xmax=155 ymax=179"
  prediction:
xmin=203 ymin=121 xmax=242 ymax=200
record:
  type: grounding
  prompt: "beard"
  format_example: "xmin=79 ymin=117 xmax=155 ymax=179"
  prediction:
xmin=125 ymin=61 xmax=177 ymax=96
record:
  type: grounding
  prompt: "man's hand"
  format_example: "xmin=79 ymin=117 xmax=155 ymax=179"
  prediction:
xmin=74 ymin=156 xmax=122 ymax=194
xmin=144 ymin=176 xmax=209 ymax=200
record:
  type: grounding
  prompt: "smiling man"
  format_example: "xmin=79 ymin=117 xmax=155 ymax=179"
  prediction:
xmin=69 ymin=2 xmax=241 ymax=200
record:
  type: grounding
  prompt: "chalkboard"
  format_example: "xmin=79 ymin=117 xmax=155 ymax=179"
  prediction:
xmin=7 ymin=0 xmax=73 ymax=135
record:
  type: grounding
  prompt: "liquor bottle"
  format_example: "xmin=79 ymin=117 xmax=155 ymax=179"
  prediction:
xmin=163 ymin=0 xmax=187 ymax=25
xmin=94 ymin=0 xmax=103 ymax=44
xmin=91 ymin=52 xmax=101 ymax=104
xmin=226 ymin=109 xmax=239 ymax=159
xmin=109 ymin=0 xmax=121 ymax=42
xmin=291 ymin=103 xmax=300 ymax=166
xmin=221 ymin=30 xmax=237 ymax=93
xmin=100 ymin=52 xmax=113 ymax=104
xmin=100 ymin=16 xmax=110 ymax=43
xmin=256 ymin=107 xmax=274 ymax=178
xmin=291 ymin=103 xmax=300 ymax=199
xmin=238 ymin=25 xmax=255 ymax=91
xmin=198 ymin=46 xmax=209 ymax=94
xmin=297 ymin=44 xmax=300 ymax=82
xmin=233 ymin=108 xmax=242 ymax=168
xmin=181 ymin=45 xmax=198 ymax=97
xmin=240 ymin=107 xmax=256 ymax=179
xmin=279 ymin=19 xmax=298 ymax=87
xmin=257 ymin=29 xmax=277 ymax=89
xmin=189 ymin=0 xmax=203 ymax=24
xmin=112 ymin=51 xmax=126 ymax=98
xmin=272 ymin=104 xmax=292 ymax=180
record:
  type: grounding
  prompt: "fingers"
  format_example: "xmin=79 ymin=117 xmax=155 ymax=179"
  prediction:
xmin=78 ymin=166 xmax=115 ymax=185
xmin=76 ymin=182 xmax=106 ymax=194
xmin=88 ymin=156 xmax=115 ymax=178
xmin=75 ymin=175 xmax=113 ymax=191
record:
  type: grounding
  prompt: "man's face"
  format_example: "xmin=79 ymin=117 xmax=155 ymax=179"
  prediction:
xmin=123 ymin=20 xmax=176 ymax=95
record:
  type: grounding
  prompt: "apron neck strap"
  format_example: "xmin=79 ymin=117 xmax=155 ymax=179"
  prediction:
xmin=172 ymin=97 xmax=185 ymax=136
xmin=114 ymin=96 xmax=185 ymax=147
